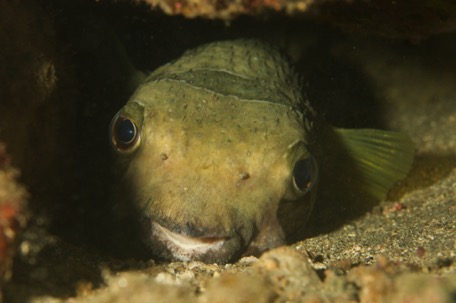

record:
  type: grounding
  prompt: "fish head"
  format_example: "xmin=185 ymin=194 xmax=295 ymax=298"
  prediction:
xmin=110 ymin=80 xmax=318 ymax=263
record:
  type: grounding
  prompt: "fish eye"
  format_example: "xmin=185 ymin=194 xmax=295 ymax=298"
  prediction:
xmin=110 ymin=113 xmax=140 ymax=153
xmin=292 ymin=156 xmax=318 ymax=194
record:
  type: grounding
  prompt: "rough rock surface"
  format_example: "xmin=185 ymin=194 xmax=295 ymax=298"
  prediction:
xmin=0 ymin=146 xmax=28 ymax=301
xmin=140 ymin=0 xmax=456 ymax=40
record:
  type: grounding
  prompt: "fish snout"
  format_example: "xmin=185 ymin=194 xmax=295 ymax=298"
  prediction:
xmin=145 ymin=219 xmax=253 ymax=264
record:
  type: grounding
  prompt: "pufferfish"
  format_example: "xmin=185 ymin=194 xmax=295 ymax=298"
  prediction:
xmin=109 ymin=40 xmax=414 ymax=264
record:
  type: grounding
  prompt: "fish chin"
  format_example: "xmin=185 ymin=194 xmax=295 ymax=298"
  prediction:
xmin=149 ymin=221 xmax=243 ymax=263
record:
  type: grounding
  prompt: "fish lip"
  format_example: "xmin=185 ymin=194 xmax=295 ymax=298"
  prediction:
xmin=151 ymin=221 xmax=232 ymax=261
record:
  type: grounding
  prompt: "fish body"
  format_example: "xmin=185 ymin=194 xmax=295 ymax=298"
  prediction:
xmin=110 ymin=40 xmax=414 ymax=263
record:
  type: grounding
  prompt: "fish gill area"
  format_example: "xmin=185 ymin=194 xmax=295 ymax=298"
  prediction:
xmin=0 ymin=0 xmax=455 ymax=302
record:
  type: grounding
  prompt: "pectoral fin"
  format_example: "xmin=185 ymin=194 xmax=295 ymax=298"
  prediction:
xmin=335 ymin=128 xmax=415 ymax=200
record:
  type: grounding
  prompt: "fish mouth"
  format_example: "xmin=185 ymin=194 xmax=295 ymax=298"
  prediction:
xmin=151 ymin=221 xmax=233 ymax=262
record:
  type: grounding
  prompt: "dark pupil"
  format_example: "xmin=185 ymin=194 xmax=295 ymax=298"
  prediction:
xmin=116 ymin=118 xmax=136 ymax=144
xmin=293 ymin=159 xmax=312 ymax=191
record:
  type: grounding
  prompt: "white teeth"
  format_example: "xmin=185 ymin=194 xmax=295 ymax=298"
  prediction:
xmin=152 ymin=222 xmax=226 ymax=260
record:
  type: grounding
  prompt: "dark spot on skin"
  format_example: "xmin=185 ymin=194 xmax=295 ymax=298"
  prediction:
xmin=313 ymin=254 xmax=325 ymax=263
xmin=160 ymin=153 xmax=168 ymax=160
xmin=395 ymin=202 xmax=406 ymax=211
xmin=417 ymin=246 xmax=425 ymax=258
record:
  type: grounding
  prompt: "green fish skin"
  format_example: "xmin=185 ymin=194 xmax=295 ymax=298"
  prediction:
xmin=110 ymin=40 xmax=414 ymax=264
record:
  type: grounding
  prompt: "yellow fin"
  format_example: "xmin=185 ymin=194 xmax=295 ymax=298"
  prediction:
xmin=335 ymin=128 xmax=415 ymax=200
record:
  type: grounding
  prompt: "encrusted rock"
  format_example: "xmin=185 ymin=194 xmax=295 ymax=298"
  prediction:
xmin=0 ymin=145 xmax=28 ymax=298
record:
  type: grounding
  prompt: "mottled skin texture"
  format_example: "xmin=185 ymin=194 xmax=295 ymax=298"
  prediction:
xmin=113 ymin=40 xmax=317 ymax=263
